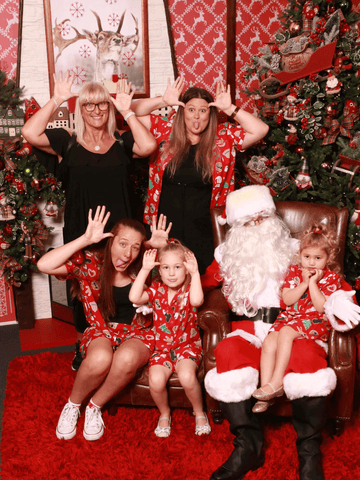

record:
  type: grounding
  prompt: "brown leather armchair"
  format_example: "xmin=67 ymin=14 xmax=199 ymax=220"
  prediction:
xmin=198 ymin=201 xmax=357 ymax=434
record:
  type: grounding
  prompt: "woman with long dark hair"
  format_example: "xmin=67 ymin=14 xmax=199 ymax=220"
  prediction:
xmin=37 ymin=206 xmax=170 ymax=442
xmin=132 ymin=78 xmax=269 ymax=274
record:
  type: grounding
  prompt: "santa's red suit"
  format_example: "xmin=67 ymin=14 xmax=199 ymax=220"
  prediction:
xmin=203 ymin=185 xmax=360 ymax=480
xmin=202 ymin=256 xmax=354 ymax=404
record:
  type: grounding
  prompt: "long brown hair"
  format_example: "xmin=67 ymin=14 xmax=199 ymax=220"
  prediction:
xmin=164 ymin=87 xmax=218 ymax=182
xmin=299 ymin=222 xmax=341 ymax=275
xmin=98 ymin=218 xmax=146 ymax=323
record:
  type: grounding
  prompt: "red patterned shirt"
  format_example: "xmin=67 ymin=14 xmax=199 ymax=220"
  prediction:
xmin=145 ymin=281 xmax=202 ymax=353
xmin=143 ymin=113 xmax=246 ymax=225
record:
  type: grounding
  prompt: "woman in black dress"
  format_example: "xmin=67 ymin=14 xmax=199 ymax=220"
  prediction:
xmin=132 ymin=78 xmax=269 ymax=274
xmin=22 ymin=72 xmax=157 ymax=369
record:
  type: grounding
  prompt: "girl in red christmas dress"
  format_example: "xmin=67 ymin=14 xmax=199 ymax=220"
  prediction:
xmin=129 ymin=240 xmax=211 ymax=437
xmin=252 ymin=222 xmax=348 ymax=413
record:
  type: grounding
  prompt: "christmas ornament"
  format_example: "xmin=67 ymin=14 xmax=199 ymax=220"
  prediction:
xmin=280 ymin=36 xmax=312 ymax=74
xmin=296 ymin=156 xmax=313 ymax=189
xmin=269 ymin=167 xmax=292 ymax=192
xmin=314 ymin=127 xmax=327 ymax=139
xmin=289 ymin=20 xmax=302 ymax=37
xmin=325 ymin=103 xmax=338 ymax=117
xmin=284 ymin=92 xmax=300 ymax=121
xmin=350 ymin=188 xmax=360 ymax=226
xmin=44 ymin=201 xmax=58 ymax=217
xmin=12 ymin=178 xmax=26 ymax=194
xmin=271 ymin=144 xmax=285 ymax=165
xmin=247 ymin=156 xmax=268 ymax=174
xmin=20 ymin=222 xmax=36 ymax=263
xmin=20 ymin=203 xmax=38 ymax=217
xmin=306 ymin=5 xmax=319 ymax=19
xmin=285 ymin=124 xmax=298 ymax=144
xmin=321 ymin=161 xmax=332 ymax=171
xmin=334 ymin=50 xmax=352 ymax=74
xmin=326 ymin=72 xmax=342 ymax=95
xmin=295 ymin=146 xmax=305 ymax=154
xmin=31 ymin=178 xmax=43 ymax=191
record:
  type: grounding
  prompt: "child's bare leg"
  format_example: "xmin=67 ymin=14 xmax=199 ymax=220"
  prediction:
xmin=149 ymin=365 xmax=173 ymax=427
xmin=176 ymin=359 xmax=206 ymax=426
xmin=259 ymin=332 xmax=278 ymax=387
xmin=262 ymin=326 xmax=301 ymax=394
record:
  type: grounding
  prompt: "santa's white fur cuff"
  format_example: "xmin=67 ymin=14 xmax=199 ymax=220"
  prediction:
xmin=283 ymin=367 xmax=337 ymax=400
xmin=205 ymin=367 xmax=258 ymax=403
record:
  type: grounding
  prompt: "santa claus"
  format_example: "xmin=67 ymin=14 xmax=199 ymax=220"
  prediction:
xmin=201 ymin=185 xmax=360 ymax=480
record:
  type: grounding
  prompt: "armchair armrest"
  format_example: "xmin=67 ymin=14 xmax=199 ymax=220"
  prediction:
xmin=328 ymin=328 xmax=357 ymax=421
xmin=198 ymin=288 xmax=231 ymax=375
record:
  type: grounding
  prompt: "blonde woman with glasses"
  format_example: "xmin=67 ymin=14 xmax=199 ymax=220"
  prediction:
xmin=22 ymin=71 xmax=157 ymax=370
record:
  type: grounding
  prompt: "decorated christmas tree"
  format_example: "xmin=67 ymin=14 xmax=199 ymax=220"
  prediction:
xmin=240 ymin=0 xmax=360 ymax=292
xmin=0 ymin=69 xmax=65 ymax=287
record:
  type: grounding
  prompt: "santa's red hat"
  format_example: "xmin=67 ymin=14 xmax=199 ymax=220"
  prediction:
xmin=218 ymin=185 xmax=276 ymax=226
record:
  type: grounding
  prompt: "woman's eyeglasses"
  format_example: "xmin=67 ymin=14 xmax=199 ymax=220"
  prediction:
xmin=83 ymin=101 xmax=109 ymax=112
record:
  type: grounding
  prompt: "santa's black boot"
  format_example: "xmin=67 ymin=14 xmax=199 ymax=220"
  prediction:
xmin=291 ymin=396 xmax=327 ymax=480
xmin=210 ymin=399 xmax=264 ymax=480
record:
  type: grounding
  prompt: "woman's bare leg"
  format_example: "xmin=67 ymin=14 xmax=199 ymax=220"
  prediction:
xmin=70 ymin=337 xmax=114 ymax=404
xmin=91 ymin=338 xmax=150 ymax=407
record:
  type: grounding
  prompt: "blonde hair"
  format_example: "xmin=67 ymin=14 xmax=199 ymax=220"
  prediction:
xmin=158 ymin=239 xmax=191 ymax=307
xmin=299 ymin=222 xmax=341 ymax=275
xmin=74 ymin=82 xmax=116 ymax=144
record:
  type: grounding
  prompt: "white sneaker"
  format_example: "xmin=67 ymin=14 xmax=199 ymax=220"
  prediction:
xmin=56 ymin=401 xmax=80 ymax=440
xmin=83 ymin=405 xmax=105 ymax=441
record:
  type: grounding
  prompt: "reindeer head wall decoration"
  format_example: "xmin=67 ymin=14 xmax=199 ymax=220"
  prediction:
xmin=53 ymin=10 xmax=139 ymax=84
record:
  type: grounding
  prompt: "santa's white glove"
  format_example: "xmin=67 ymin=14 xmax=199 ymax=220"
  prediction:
xmin=133 ymin=304 xmax=153 ymax=315
xmin=324 ymin=290 xmax=360 ymax=332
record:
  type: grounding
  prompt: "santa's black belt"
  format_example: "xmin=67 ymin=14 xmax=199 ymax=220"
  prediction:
xmin=236 ymin=307 xmax=280 ymax=324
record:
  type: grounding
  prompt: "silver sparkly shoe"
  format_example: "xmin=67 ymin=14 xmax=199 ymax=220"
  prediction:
xmin=195 ymin=413 xmax=211 ymax=436
xmin=154 ymin=416 xmax=171 ymax=438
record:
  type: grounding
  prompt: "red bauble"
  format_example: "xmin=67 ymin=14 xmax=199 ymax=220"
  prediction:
xmin=314 ymin=127 xmax=327 ymax=139
xmin=295 ymin=146 xmax=305 ymax=154
xmin=3 ymin=225 xmax=12 ymax=237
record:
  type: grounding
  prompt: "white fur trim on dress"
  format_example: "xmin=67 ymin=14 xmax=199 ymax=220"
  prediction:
xmin=205 ymin=367 xmax=259 ymax=403
xmin=226 ymin=329 xmax=262 ymax=348
xmin=254 ymin=321 xmax=273 ymax=343
xmin=283 ymin=367 xmax=337 ymax=400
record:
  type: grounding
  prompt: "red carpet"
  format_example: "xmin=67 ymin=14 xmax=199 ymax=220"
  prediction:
xmin=2 ymin=352 xmax=360 ymax=480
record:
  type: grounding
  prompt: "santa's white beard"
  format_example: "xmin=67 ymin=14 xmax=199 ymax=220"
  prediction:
xmin=220 ymin=216 xmax=295 ymax=316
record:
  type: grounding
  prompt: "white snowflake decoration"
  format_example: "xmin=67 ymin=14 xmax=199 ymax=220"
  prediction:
xmin=70 ymin=66 xmax=86 ymax=85
xmin=122 ymin=51 xmax=135 ymax=67
xmin=79 ymin=45 xmax=91 ymax=59
xmin=108 ymin=13 xmax=120 ymax=27
xmin=70 ymin=3 xmax=84 ymax=19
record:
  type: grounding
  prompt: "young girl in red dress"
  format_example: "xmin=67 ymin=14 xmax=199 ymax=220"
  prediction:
xmin=252 ymin=222 xmax=350 ymax=413
xmin=129 ymin=240 xmax=211 ymax=437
